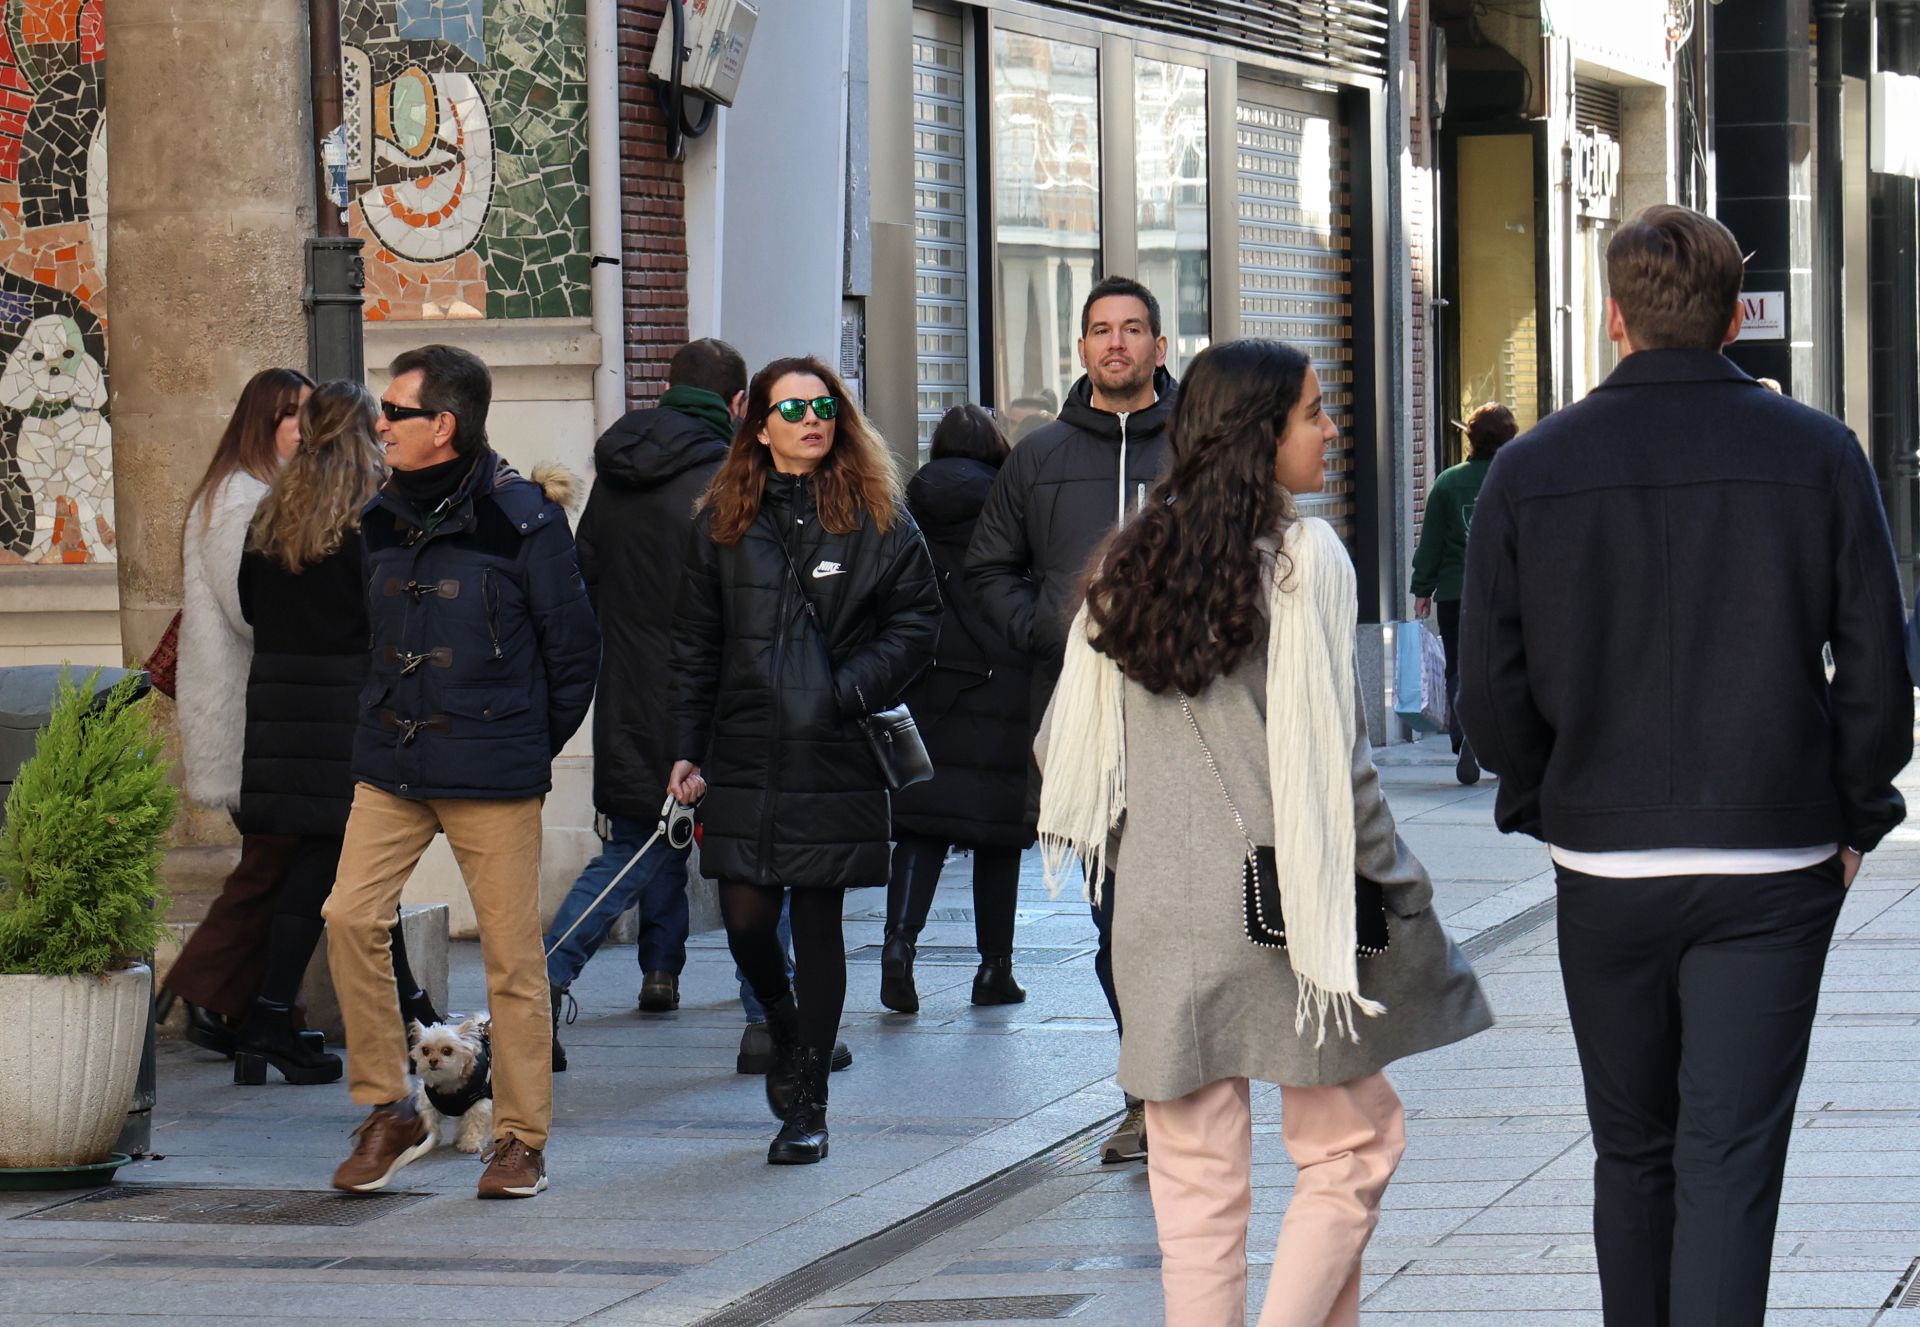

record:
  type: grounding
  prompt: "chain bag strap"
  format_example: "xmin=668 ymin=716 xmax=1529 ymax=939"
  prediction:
xmin=767 ymin=518 xmax=934 ymax=792
xmin=1176 ymin=691 xmax=1388 ymax=957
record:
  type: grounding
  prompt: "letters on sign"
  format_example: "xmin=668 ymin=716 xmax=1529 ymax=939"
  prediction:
xmin=1734 ymin=291 xmax=1786 ymax=342
xmin=1573 ymin=129 xmax=1621 ymax=220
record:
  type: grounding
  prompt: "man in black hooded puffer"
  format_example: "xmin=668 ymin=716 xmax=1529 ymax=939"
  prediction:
xmin=541 ymin=338 xmax=745 ymax=1070
xmin=966 ymin=275 xmax=1178 ymax=1166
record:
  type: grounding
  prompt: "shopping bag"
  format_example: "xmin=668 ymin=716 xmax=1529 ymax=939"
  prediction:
xmin=1393 ymin=619 xmax=1449 ymax=734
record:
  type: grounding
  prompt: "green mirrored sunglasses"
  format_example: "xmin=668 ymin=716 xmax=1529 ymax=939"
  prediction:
xmin=772 ymin=395 xmax=838 ymax=424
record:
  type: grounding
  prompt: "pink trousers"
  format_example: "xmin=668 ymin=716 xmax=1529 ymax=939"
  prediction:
xmin=1144 ymin=1073 xmax=1406 ymax=1327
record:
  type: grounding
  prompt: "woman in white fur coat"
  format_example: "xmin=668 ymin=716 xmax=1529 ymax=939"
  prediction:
xmin=160 ymin=369 xmax=312 ymax=1049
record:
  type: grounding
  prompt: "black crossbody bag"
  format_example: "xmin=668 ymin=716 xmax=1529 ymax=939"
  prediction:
xmin=1176 ymin=691 xmax=1389 ymax=956
xmin=768 ymin=524 xmax=934 ymax=792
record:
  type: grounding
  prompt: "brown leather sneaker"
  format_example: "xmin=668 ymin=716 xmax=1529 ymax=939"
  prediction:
xmin=477 ymin=1136 xmax=548 ymax=1199
xmin=332 ymin=1099 xmax=432 ymax=1193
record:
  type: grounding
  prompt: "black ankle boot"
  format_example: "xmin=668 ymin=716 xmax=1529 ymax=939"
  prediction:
xmin=550 ymin=986 xmax=570 ymax=1073
xmin=400 ymin=988 xmax=443 ymax=1030
xmin=971 ymin=956 xmax=1027 ymax=1006
xmin=234 ymin=999 xmax=343 ymax=1086
xmin=767 ymin=1047 xmax=830 ymax=1165
xmin=762 ymin=992 xmax=802 ymax=1120
xmin=879 ymin=930 xmax=919 ymax=1014
xmin=184 ymin=999 xmax=239 ymax=1057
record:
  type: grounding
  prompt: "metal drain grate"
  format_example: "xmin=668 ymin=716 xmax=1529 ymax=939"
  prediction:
xmin=854 ymin=1296 xmax=1094 ymax=1322
xmin=20 ymin=1185 xmax=429 ymax=1227
xmin=845 ymin=945 xmax=1092 ymax=966
xmin=1892 ymin=1255 xmax=1920 ymax=1308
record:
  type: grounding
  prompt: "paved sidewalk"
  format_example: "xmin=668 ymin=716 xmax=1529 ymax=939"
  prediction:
xmin=6 ymin=750 xmax=1906 ymax=1324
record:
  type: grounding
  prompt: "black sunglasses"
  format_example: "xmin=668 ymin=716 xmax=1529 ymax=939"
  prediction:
xmin=771 ymin=396 xmax=838 ymax=425
xmin=380 ymin=401 xmax=443 ymax=424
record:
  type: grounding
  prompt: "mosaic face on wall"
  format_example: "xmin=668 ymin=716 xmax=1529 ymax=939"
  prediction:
xmin=0 ymin=0 xmax=110 ymax=565
xmin=343 ymin=0 xmax=591 ymax=322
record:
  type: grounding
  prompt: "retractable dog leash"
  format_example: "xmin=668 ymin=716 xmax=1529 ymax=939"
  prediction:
xmin=543 ymin=793 xmax=699 ymax=959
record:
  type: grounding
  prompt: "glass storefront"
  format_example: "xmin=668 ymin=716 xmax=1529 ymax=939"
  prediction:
xmin=1453 ymin=134 xmax=1541 ymax=432
xmin=990 ymin=29 xmax=1101 ymax=418
xmin=1134 ymin=57 xmax=1210 ymax=376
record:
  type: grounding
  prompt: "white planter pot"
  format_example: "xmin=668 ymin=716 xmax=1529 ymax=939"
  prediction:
xmin=0 ymin=964 xmax=149 ymax=1168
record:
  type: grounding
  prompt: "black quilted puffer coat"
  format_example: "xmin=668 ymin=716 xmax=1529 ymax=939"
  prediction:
xmin=889 ymin=457 xmax=1035 ymax=850
xmin=670 ymin=471 xmax=941 ymax=887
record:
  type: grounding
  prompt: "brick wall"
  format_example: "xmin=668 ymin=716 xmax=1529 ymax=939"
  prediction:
xmin=617 ymin=0 xmax=691 ymax=408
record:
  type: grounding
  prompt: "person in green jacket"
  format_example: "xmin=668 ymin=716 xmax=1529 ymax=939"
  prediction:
xmin=1411 ymin=401 xmax=1518 ymax=785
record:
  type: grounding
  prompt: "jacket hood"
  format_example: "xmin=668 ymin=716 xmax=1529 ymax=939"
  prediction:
xmin=593 ymin=405 xmax=732 ymax=491
xmin=906 ymin=456 xmax=997 ymax=545
xmin=527 ymin=462 xmax=581 ymax=510
xmin=1056 ymin=366 xmax=1180 ymax=442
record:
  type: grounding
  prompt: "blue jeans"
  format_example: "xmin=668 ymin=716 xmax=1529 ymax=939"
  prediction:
xmin=544 ymin=814 xmax=690 ymax=991
xmin=737 ymin=896 xmax=794 ymax=1023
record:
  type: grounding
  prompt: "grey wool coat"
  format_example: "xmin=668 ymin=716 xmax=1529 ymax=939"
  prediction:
xmin=1102 ymin=623 xmax=1493 ymax=1101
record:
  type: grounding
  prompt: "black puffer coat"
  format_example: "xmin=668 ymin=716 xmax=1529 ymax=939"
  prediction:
xmin=237 ymin=540 xmax=369 ymax=838
xmin=889 ymin=458 xmax=1035 ymax=850
xmin=967 ymin=368 xmax=1178 ymax=714
xmin=670 ymin=472 xmax=941 ymax=887
xmin=576 ymin=404 xmax=729 ymax=820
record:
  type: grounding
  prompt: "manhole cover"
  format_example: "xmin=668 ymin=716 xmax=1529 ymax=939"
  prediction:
xmin=20 ymin=1185 xmax=429 ymax=1226
xmin=854 ymin=1296 xmax=1094 ymax=1322
xmin=845 ymin=945 xmax=1091 ymax=966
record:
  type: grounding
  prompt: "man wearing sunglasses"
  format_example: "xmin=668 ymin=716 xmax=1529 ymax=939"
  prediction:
xmin=324 ymin=344 xmax=599 ymax=1203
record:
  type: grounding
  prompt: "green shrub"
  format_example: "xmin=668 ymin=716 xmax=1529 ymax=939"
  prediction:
xmin=0 ymin=671 xmax=176 ymax=976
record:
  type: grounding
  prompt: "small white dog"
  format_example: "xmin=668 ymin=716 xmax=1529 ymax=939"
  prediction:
xmin=408 ymin=1014 xmax=494 ymax=1154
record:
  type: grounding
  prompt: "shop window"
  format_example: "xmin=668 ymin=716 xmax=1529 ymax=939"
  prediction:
xmin=1236 ymin=83 xmax=1357 ymax=546
xmin=912 ymin=8 xmax=971 ymax=461
xmin=1454 ymin=135 xmax=1540 ymax=431
xmin=1135 ymin=58 xmax=1209 ymax=376
xmin=991 ymin=29 xmax=1101 ymax=421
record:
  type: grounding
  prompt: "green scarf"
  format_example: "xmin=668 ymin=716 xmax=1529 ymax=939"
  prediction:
xmin=659 ymin=384 xmax=735 ymax=438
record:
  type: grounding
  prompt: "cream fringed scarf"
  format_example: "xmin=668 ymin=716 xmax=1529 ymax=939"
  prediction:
xmin=1038 ymin=517 xmax=1386 ymax=1046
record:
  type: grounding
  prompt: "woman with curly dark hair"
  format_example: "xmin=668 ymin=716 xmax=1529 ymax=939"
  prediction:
xmin=1035 ymin=339 xmax=1491 ymax=1326
xmin=670 ymin=355 xmax=940 ymax=1165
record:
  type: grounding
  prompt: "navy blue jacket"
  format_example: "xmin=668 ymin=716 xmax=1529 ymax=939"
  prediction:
xmin=353 ymin=449 xmax=600 ymax=800
xmin=1458 ymin=350 xmax=1911 ymax=854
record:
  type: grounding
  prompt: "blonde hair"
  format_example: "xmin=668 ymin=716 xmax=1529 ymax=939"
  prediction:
xmin=248 ymin=380 xmax=385 ymax=571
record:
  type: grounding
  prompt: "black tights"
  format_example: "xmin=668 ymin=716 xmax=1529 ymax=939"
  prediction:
xmin=886 ymin=837 xmax=1020 ymax=958
xmin=721 ymin=883 xmax=846 ymax=1059
xmin=256 ymin=836 xmax=344 ymax=1009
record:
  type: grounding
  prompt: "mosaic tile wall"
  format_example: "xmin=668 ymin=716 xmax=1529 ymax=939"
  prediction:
xmin=0 ymin=0 xmax=110 ymax=564
xmin=343 ymin=0 xmax=592 ymax=322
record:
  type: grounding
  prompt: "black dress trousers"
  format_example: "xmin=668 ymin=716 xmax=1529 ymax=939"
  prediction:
xmin=1556 ymin=858 xmax=1847 ymax=1327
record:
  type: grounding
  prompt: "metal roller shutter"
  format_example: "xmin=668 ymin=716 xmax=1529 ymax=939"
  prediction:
xmin=1235 ymin=82 xmax=1357 ymax=546
xmin=1036 ymin=0 xmax=1389 ymax=79
xmin=913 ymin=9 xmax=970 ymax=461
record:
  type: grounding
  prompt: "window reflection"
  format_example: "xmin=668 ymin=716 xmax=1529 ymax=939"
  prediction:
xmin=993 ymin=30 xmax=1100 ymax=421
xmin=1135 ymin=59 xmax=1209 ymax=377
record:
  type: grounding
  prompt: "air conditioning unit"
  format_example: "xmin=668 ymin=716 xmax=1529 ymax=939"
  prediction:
xmin=649 ymin=0 xmax=757 ymax=109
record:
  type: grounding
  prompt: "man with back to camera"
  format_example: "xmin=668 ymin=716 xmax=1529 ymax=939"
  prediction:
xmin=324 ymin=344 xmax=599 ymax=1201
xmin=967 ymin=275 xmax=1178 ymax=1164
xmin=1458 ymin=204 xmax=1912 ymax=1325
xmin=542 ymin=337 xmax=745 ymax=1069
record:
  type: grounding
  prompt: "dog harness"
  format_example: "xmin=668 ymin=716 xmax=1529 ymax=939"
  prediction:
xmin=423 ymin=1030 xmax=493 ymax=1116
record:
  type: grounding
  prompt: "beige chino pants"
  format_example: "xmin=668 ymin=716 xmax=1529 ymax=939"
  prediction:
xmin=1145 ymin=1073 xmax=1406 ymax=1327
xmin=322 ymin=783 xmax=552 ymax=1150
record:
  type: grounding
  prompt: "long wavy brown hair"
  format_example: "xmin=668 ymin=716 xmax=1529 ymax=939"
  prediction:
xmin=185 ymin=367 xmax=313 ymax=531
xmin=248 ymin=381 xmax=385 ymax=572
xmin=698 ymin=355 xmax=901 ymax=544
xmin=1084 ymin=339 xmax=1313 ymax=695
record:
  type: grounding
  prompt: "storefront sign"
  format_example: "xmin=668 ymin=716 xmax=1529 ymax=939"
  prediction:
xmin=1573 ymin=128 xmax=1621 ymax=220
xmin=1871 ymin=71 xmax=1920 ymax=179
xmin=1735 ymin=291 xmax=1785 ymax=341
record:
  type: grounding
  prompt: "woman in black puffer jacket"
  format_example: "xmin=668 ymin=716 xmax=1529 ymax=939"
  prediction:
xmin=230 ymin=380 xmax=387 ymax=1086
xmin=670 ymin=355 xmax=940 ymax=1166
xmin=881 ymin=406 xmax=1036 ymax=1015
